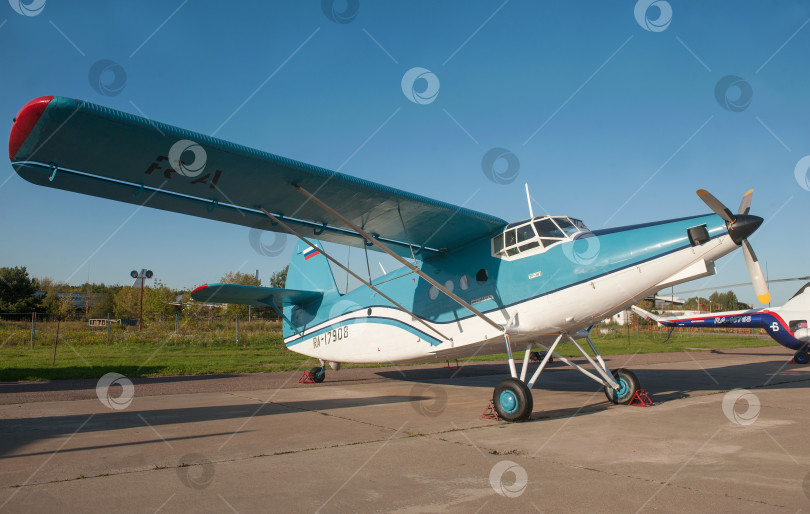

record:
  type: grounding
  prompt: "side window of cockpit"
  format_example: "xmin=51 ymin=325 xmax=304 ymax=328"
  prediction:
xmin=492 ymin=233 xmax=504 ymax=255
xmin=505 ymin=229 xmax=517 ymax=247
xmin=504 ymin=229 xmax=519 ymax=256
xmin=516 ymin=224 xmax=539 ymax=252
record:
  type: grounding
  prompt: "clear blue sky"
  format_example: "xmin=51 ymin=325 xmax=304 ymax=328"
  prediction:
xmin=1 ymin=1 xmax=808 ymax=306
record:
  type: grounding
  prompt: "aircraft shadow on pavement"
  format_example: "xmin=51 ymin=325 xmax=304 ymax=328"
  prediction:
xmin=0 ymin=369 xmax=243 ymax=394
xmin=375 ymin=359 xmax=810 ymax=403
xmin=0 ymin=395 xmax=421 ymax=458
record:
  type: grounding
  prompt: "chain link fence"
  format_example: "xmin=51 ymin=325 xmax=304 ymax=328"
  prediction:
xmin=0 ymin=311 xmax=282 ymax=349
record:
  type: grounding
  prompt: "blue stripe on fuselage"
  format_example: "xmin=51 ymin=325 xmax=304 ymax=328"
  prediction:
xmin=285 ymin=314 xmax=442 ymax=348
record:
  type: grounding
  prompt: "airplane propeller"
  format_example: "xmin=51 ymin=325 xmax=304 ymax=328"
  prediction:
xmin=697 ymin=189 xmax=770 ymax=304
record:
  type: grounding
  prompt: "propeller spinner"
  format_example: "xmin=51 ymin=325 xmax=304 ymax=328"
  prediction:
xmin=697 ymin=189 xmax=770 ymax=304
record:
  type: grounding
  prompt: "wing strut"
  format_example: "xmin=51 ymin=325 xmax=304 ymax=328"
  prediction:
xmin=259 ymin=208 xmax=451 ymax=342
xmin=396 ymin=206 xmax=418 ymax=264
xmin=293 ymin=184 xmax=505 ymax=333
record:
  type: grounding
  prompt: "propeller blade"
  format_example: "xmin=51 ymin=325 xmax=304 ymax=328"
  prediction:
xmin=696 ymin=189 xmax=735 ymax=222
xmin=738 ymin=189 xmax=753 ymax=215
xmin=742 ymin=239 xmax=771 ymax=304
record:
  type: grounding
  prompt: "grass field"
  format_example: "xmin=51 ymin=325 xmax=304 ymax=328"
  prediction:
xmin=0 ymin=318 xmax=778 ymax=381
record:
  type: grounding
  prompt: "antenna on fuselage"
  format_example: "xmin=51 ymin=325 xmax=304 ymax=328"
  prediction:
xmin=525 ymin=183 xmax=534 ymax=219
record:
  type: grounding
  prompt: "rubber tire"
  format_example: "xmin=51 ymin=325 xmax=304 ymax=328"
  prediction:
xmin=493 ymin=377 xmax=533 ymax=422
xmin=795 ymin=351 xmax=809 ymax=365
xmin=604 ymin=368 xmax=639 ymax=405
xmin=309 ymin=366 xmax=325 ymax=383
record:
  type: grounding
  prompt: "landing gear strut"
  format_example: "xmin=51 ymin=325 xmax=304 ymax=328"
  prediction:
xmin=492 ymin=332 xmax=642 ymax=422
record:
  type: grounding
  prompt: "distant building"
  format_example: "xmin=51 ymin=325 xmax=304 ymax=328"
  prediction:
xmin=56 ymin=292 xmax=101 ymax=311
xmin=606 ymin=310 xmax=631 ymax=326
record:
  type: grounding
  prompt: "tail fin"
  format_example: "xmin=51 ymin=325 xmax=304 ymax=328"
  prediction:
xmin=285 ymin=240 xmax=339 ymax=296
xmin=782 ymin=282 xmax=810 ymax=311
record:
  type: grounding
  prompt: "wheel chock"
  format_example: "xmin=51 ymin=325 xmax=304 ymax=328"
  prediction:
xmin=482 ymin=400 xmax=500 ymax=420
xmin=298 ymin=371 xmax=316 ymax=384
xmin=628 ymin=389 xmax=654 ymax=407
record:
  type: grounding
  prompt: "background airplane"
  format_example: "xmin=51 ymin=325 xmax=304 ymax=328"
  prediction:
xmin=633 ymin=282 xmax=810 ymax=363
xmin=9 ymin=96 xmax=773 ymax=421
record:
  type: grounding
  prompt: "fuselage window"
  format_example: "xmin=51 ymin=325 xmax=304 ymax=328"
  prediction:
xmin=459 ymin=274 xmax=470 ymax=290
xmin=428 ymin=286 xmax=439 ymax=300
xmin=476 ymin=268 xmax=488 ymax=283
xmin=789 ymin=320 xmax=807 ymax=332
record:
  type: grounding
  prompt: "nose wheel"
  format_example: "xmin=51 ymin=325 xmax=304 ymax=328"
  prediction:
xmin=493 ymin=377 xmax=533 ymax=422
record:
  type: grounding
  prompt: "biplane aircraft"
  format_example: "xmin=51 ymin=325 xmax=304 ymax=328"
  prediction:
xmin=9 ymin=96 xmax=772 ymax=421
xmin=633 ymin=283 xmax=810 ymax=363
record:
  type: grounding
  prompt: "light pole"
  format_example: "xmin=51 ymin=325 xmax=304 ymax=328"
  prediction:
xmin=130 ymin=269 xmax=154 ymax=332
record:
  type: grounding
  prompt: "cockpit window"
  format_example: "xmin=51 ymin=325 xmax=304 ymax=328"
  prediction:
xmin=571 ymin=218 xmax=589 ymax=231
xmin=553 ymin=217 xmax=579 ymax=237
xmin=516 ymin=224 xmax=536 ymax=243
xmin=492 ymin=215 xmax=589 ymax=259
xmin=533 ymin=218 xmax=565 ymax=238
xmin=505 ymin=229 xmax=516 ymax=247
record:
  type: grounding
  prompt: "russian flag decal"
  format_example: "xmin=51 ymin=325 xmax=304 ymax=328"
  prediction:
xmin=303 ymin=246 xmax=320 ymax=260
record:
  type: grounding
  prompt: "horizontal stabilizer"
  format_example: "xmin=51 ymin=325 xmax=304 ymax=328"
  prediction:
xmin=630 ymin=305 xmax=664 ymax=324
xmin=190 ymin=283 xmax=322 ymax=308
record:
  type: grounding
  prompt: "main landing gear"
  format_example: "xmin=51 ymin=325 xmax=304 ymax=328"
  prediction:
xmin=794 ymin=348 xmax=809 ymax=365
xmin=491 ymin=333 xmax=641 ymax=421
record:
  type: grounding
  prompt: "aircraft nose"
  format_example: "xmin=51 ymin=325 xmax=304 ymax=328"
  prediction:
xmin=727 ymin=214 xmax=763 ymax=244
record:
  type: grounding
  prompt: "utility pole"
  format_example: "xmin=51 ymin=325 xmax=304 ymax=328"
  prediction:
xmin=130 ymin=269 xmax=154 ymax=332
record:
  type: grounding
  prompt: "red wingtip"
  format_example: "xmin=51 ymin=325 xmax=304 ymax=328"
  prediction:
xmin=9 ymin=96 xmax=54 ymax=161
xmin=191 ymin=284 xmax=209 ymax=295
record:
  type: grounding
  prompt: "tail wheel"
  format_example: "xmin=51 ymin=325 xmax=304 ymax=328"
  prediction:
xmin=794 ymin=351 xmax=809 ymax=365
xmin=309 ymin=366 xmax=326 ymax=383
xmin=493 ymin=377 xmax=533 ymax=422
xmin=604 ymin=368 xmax=639 ymax=405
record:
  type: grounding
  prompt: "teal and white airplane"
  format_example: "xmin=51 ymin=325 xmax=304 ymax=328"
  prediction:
xmin=9 ymin=96 xmax=771 ymax=421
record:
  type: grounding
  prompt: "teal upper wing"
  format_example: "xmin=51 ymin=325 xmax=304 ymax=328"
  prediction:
xmin=10 ymin=96 xmax=506 ymax=258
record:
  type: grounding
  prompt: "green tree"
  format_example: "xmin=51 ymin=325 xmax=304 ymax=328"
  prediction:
xmin=113 ymin=286 xmax=140 ymax=319
xmin=0 ymin=266 xmax=41 ymax=312
xmin=683 ymin=296 xmax=709 ymax=311
xmin=270 ymin=265 xmax=288 ymax=288
xmin=221 ymin=271 xmax=261 ymax=286
xmin=143 ymin=279 xmax=178 ymax=321
xmin=88 ymin=292 xmax=115 ymax=319
xmin=220 ymin=271 xmax=261 ymax=317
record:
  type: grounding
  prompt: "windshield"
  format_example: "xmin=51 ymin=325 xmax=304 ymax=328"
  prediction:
xmin=492 ymin=215 xmax=589 ymax=258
